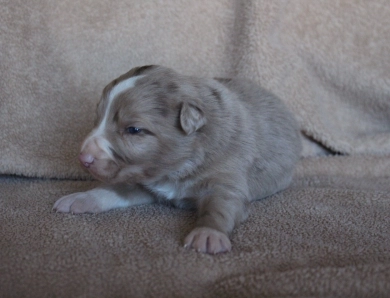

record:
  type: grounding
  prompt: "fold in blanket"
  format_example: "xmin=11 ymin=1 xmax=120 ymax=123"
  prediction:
xmin=1 ymin=0 xmax=390 ymax=178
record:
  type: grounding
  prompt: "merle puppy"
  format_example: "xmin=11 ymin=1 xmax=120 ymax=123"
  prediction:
xmin=54 ymin=65 xmax=301 ymax=254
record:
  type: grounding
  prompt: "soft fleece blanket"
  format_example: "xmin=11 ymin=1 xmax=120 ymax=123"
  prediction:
xmin=1 ymin=0 xmax=390 ymax=178
xmin=1 ymin=0 xmax=390 ymax=297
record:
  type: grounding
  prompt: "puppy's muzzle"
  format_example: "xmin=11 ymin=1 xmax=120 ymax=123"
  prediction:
xmin=77 ymin=134 xmax=120 ymax=182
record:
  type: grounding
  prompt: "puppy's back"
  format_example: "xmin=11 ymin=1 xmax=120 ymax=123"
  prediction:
xmin=214 ymin=77 xmax=302 ymax=200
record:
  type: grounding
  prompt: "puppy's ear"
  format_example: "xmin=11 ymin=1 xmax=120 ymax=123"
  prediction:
xmin=180 ymin=101 xmax=207 ymax=135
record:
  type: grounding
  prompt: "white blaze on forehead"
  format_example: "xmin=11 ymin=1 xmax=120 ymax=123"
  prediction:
xmin=81 ymin=75 xmax=145 ymax=154
xmin=109 ymin=74 xmax=145 ymax=104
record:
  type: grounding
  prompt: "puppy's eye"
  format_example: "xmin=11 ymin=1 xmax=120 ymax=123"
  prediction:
xmin=126 ymin=127 xmax=143 ymax=135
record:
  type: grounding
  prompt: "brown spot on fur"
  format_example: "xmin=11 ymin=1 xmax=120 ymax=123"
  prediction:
xmin=153 ymin=93 xmax=170 ymax=117
xmin=155 ymin=105 xmax=169 ymax=117
xmin=133 ymin=65 xmax=156 ymax=76
xmin=211 ymin=88 xmax=222 ymax=103
xmin=214 ymin=78 xmax=232 ymax=84
xmin=167 ymin=82 xmax=179 ymax=92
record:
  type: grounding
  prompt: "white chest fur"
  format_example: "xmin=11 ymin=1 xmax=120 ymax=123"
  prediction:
xmin=146 ymin=181 xmax=179 ymax=200
xmin=145 ymin=180 xmax=191 ymax=200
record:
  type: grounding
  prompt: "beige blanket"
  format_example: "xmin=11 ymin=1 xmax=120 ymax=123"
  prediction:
xmin=1 ymin=0 xmax=390 ymax=178
xmin=1 ymin=0 xmax=390 ymax=297
xmin=1 ymin=158 xmax=390 ymax=297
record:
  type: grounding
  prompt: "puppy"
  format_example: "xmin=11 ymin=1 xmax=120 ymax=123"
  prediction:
xmin=53 ymin=65 xmax=302 ymax=254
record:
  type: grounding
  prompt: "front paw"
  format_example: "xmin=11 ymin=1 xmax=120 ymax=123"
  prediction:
xmin=184 ymin=227 xmax=231 ymax=254
xmin=53 ymin=192 xmax=105 ymax=214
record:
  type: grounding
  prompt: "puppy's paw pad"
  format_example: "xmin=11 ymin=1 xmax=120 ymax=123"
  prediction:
xmin=184 ymin=227 xmax=231 ymax=254
xmin=53 ymin=192 xmax=103 ymax=214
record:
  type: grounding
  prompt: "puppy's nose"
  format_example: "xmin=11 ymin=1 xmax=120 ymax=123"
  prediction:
xmin=79 ymin=153 xmax=95 ymax=168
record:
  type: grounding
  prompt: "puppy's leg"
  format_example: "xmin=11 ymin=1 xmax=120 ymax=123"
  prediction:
xmin=53 ymin=184 xmax=155 ymax=214
xmin=184 ymin=186 xmax=248 ymax=254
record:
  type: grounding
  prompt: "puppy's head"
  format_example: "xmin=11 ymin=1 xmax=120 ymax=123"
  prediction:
xmin=79 ymin=65 xmax=207 ymax=184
